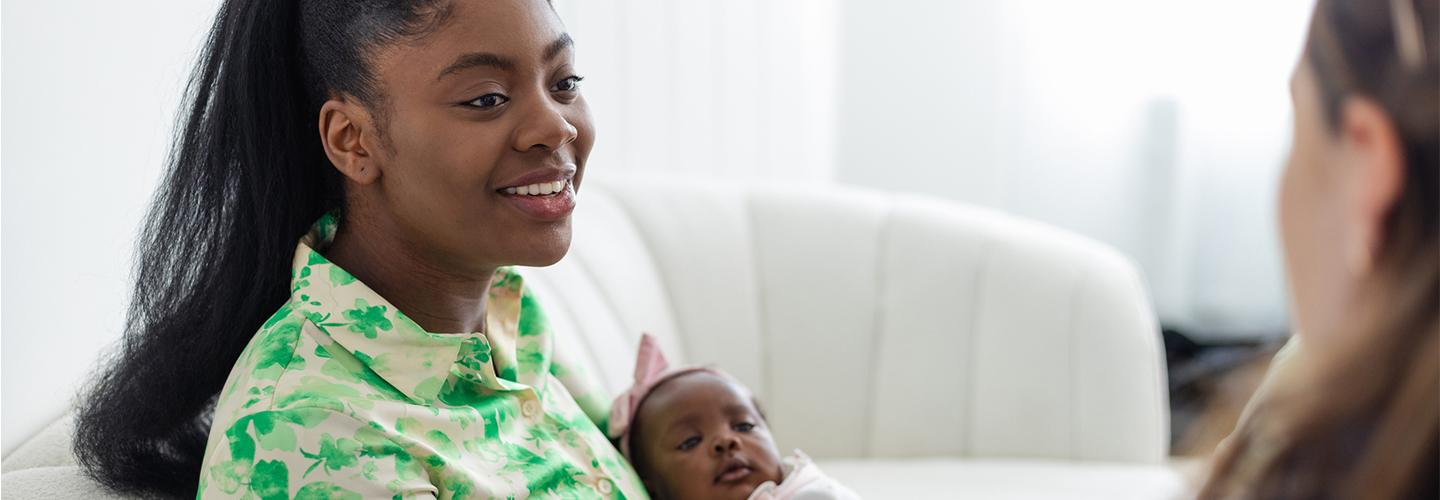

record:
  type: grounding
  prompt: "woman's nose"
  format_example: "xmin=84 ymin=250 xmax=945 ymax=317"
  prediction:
xmin=511 ymin=98 xmax=578 ymax=153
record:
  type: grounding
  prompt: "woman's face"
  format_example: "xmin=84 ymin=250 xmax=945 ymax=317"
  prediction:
xmin=358 ymin=0 xmax=593 ymax=274
xmin=1278 ymin=54 xmax=1405 ymax=343
xmin=1279 ymin=59 xmax=1355 ymax=342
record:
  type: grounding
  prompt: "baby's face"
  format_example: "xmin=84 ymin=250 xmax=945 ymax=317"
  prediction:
xmin=632 ymin=372 xmax=783 ymax=500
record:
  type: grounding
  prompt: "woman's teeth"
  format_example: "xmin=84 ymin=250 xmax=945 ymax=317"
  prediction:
xmin=503 ymin=180 xmax=567 ymax=196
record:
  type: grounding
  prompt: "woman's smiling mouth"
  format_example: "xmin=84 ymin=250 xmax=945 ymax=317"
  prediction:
xmin=498 ymin=178 xmax=575 ymax=221
xmin=501 ymin=179 xmax=568 ymax=196
xmin=496 ymin=166 xmax=578 ymax=221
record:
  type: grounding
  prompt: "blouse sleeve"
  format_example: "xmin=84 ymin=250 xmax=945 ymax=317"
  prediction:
xmin=198 ymin=406 xmax=437 ymax=499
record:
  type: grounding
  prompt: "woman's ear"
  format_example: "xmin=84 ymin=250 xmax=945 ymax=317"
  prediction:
xmin=319 ymin=98 xmax=382 ymax=185
xmin=1337 ymin=96 xmax=1406 ymax=277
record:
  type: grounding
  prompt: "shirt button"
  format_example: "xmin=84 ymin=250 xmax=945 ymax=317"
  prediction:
xmin=521 ymin=400 xmax=541 ymax=419
xmin=596 ymin=478 xmax=614 ymax=495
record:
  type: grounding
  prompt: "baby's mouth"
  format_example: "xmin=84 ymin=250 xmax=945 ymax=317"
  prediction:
xmin=714 ymin=458 xmax=754 ymax=485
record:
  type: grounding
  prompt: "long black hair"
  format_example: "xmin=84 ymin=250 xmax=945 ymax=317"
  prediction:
xmin=73 ymin=1 xmax=449 ymax=497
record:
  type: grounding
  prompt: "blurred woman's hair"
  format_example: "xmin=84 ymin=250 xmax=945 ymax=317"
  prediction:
xmin=1199 ymin=0 xmax=1438 ymax=498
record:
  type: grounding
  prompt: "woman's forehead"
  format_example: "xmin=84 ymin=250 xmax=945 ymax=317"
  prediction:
xmin=374 ymin=0 xmax=567 ymax=81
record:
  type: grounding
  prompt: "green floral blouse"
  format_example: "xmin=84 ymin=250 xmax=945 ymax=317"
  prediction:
xmin=197 ymin=215 xmax=646 ymax=499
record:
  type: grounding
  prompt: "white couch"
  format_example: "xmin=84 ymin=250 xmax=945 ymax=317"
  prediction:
xmin=2 ymin=177 xmax=1185 ymax=498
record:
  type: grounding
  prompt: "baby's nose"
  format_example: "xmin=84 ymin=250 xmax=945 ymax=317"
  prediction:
xmin=712 ymin=434 xmax=740 ymax=454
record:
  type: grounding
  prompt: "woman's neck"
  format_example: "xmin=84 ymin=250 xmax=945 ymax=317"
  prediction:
xmin=324 ymin=213 xmax=495 ymax=335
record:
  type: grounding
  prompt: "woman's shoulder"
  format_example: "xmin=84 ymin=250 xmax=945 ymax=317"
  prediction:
xmin=209 ymin=298 xmax=437 ymax=427
xmin=208 ymin=303 xmax=348 ymax=426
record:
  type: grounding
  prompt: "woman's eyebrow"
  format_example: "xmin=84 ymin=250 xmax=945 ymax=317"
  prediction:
xmin=434 ymin=33 xmax=573 ymax=82
xmin=543 ymin=33 xmax=574 ymax=62
xmin=436 ymin=52 xmax=515 ymax=80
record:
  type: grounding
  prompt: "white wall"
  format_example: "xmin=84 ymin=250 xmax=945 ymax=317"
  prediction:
xmin=835 ymin=0 xmax=1315 ymax=340
xmin=552 ymin=0 xmax=838 ymax=182
xmin=2 ymin=0 xmax=225 ymax=454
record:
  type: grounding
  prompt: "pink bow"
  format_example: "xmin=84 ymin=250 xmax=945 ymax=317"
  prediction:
xmin=608 ymin=333 xmax=719 ymax=459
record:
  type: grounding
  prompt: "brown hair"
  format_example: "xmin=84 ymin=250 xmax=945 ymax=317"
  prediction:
xmin=1199 ymin=0 xmax=1439 ymax=498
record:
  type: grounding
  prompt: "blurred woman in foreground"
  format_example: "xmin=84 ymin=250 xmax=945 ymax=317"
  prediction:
xmin=1200 ymin=0 xmax=1438 ymax=498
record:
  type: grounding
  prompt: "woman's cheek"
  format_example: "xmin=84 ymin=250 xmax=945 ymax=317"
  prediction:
xmin=1278 ymin=155 xmax=1315 ymax=336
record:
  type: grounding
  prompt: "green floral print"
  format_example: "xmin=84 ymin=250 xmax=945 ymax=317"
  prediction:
xmin=197 ymin=214 xmax=644 ymax=499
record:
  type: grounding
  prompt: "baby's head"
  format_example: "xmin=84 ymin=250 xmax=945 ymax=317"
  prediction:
xmin=609 ymin=336 xmax=783 ymax=500
xmin=630 ymin=371 xmax=782 ymax=499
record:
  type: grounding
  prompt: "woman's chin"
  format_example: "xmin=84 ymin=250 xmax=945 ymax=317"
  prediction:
xmin=508 ymin=229 xmax=573 ymax=267
xmin=514 ymin=250 xmax=569 ymax=268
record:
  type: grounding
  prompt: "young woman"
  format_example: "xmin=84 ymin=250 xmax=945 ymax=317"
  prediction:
xmin=1201 ymin=0 xmax=1437 ymax=497
xmin=72 ymin=0 xmax=645 ymax=498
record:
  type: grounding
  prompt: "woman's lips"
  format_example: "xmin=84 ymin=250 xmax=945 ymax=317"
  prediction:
xmin=498 ymin=181 xmax=575 ymax=221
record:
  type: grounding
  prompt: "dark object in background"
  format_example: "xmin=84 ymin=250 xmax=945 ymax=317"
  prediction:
xmin=1164 ymin=328 xmax=1286 ymax=455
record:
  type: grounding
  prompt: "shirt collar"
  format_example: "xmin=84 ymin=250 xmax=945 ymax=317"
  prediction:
xmin=287 ymin=213 xmax=529 ymax=404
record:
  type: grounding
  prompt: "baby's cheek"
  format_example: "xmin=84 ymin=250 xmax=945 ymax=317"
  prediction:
xmin=753 ymin=432 xmax=781 ymax=457
xmin=663 ymin=462 xmax=717 ymax=498
xmin=677 ymin=453 xmax=714 ymax=475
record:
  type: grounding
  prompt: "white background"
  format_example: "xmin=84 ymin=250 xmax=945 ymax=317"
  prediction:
xmin=2 ymin=0 xmax=1313 ymax=454
xmin=3 ymin=0 xmax=225 ymax=455
xmin=834 ymin=0 xmax=1314 ymax=337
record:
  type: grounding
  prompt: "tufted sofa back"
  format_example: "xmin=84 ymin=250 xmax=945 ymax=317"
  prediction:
xmin=519 ymin=176 xmax=1169 ymax=464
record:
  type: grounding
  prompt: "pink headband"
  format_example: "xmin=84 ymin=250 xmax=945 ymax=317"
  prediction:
xmin=607 ymin=333 xmax=729 ymax=459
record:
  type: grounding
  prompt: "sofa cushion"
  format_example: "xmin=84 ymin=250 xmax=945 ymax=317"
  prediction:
xmin=2 ymin=466 xmax=131 ymax=500
xmin=818 ymin=459 xmax=1188 ymax=499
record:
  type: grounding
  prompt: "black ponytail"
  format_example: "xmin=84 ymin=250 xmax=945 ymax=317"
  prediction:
xmin=73 ymin=1 xmax=448 ymax=497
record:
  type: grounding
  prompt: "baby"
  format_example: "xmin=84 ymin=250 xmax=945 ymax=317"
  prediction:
xmin=609 ymin=334 xmax=862 ymax=500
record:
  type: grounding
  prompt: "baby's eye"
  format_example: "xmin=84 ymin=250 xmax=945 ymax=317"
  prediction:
xmin=734 ymin=422 xmax=755 ymax=433
xmin=677 ymin=436 xmax=701 ymax=451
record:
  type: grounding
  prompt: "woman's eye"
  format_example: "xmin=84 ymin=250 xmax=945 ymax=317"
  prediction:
xmin=551 ymin=75 xmax=584 ymax=93
xmin=734 ymin=422 xmax=755 ymax=432
xmin=677 ymin=436 xmax=701 ymax=451
xmin=465 ymin=93 xmax=509 ymax=109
